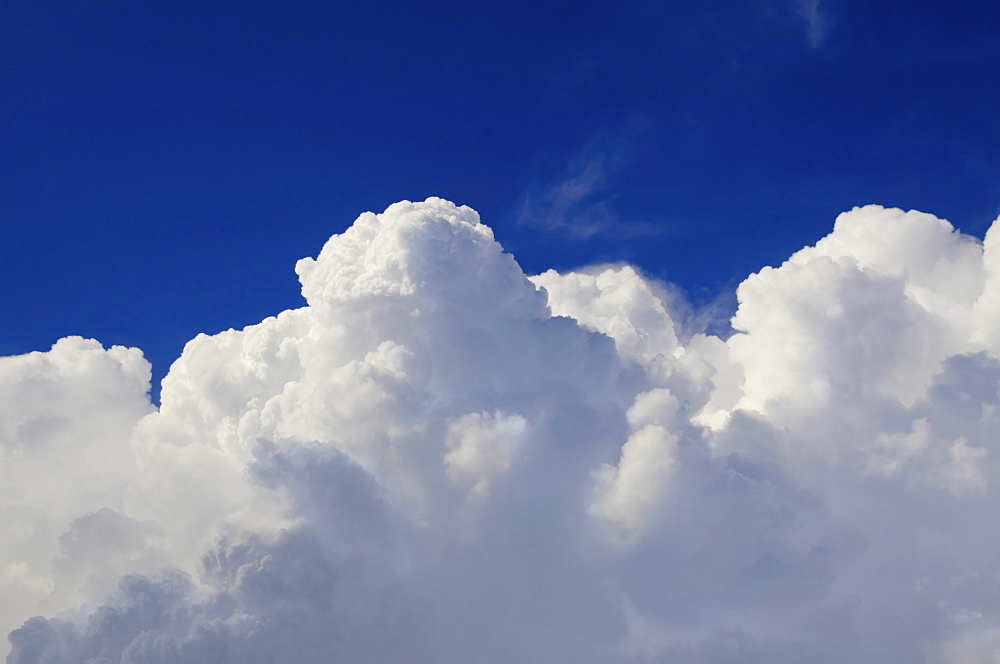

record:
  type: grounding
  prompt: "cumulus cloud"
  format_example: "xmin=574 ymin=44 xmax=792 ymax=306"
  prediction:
xmin=0 ymin=337 xmax=156 ymax=645
xmin=5 ymin=198 xmax=1000 ymax=662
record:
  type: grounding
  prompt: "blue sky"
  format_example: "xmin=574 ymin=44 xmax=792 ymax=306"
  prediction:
xmin=2 ymin=0 xmax=998 ymax=395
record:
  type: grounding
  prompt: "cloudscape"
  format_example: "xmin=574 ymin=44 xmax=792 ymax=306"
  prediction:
xmin=3 ymin=1 xmax=1000 ymax=662
xmin=5 ymin=198 xmax=1000 ymax=662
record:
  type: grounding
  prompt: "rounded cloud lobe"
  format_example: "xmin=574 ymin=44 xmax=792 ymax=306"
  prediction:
xmin=5 ymin=199 xmax=1000 ymax=662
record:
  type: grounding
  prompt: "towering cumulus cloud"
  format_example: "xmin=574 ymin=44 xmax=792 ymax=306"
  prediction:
xmin=4 ymin=198 xmax=1000 ymax=662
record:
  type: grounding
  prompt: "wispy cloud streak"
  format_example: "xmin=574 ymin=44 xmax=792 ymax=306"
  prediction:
xmin=793 ymin=0 xmax=831 ymax=47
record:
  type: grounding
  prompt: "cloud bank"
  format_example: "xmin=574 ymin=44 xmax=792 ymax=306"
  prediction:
xmin=5 ymin=198 xmax=1000 ymax=662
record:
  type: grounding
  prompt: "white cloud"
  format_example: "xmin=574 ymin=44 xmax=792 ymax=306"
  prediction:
xmin=444 ymin=411 xmax=528 ymax=499
xmin=532 ymin=264 xmax=682 ymax=371
xmin=0 ymin=337 xmax=155 ymax=645
xmin=518 ymin=124 xmax=671 ymax=239
xmin=518 ymin=153 xmax=619 ymax=238
xmin=591 ymin=423 xmax=678 ymax=543
xmin=6 ymin=199 xmax=1000 ymax=662
xmin=793 ymin=0 xmax=831 ymax=48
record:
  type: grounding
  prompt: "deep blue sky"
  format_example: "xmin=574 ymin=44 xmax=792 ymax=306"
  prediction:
xmin=2 ymin=0 xmax=998 ymax=397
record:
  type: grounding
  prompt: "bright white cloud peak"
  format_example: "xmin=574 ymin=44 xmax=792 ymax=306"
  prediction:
xmin=4 ymin=198 xmax=1000 ymax=662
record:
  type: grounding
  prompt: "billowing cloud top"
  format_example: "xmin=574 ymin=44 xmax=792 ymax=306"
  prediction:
xmin=4 ymin=198 xmax=1000 ymax=662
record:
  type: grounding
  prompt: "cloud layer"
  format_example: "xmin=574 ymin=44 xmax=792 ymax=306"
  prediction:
xmin=5 ymin=198 xmax=1000 ymax=662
